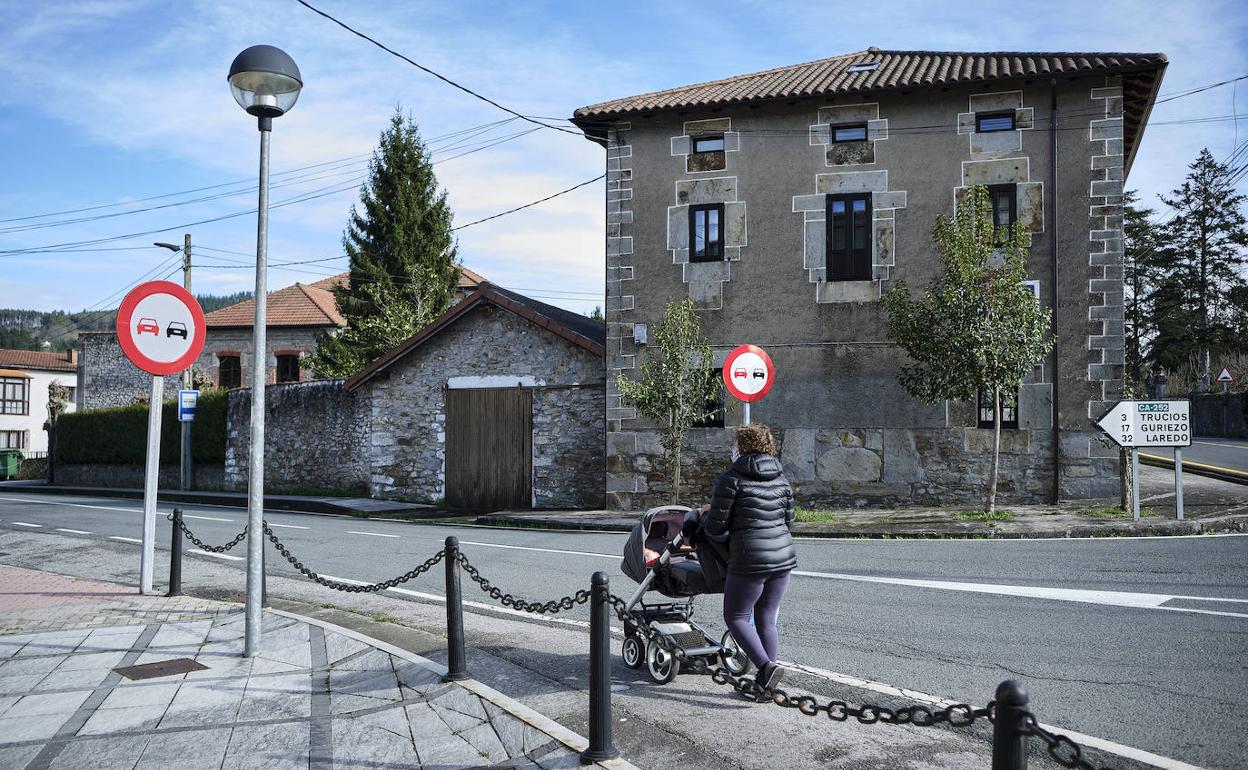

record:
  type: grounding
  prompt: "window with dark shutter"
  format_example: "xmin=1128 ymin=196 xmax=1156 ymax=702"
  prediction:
xmin=988 ymin=184 xmax=1017 ymax=243
xmin=689 ymin=203 xmax=725 ymax=262
xmin=978 ymin=388 xmax=1019 ymax=429
xmin=276 ymin=355 xmax=301 ymax=384
xmin=218 ymin=355 xmax=241 ymax=389
xmin=825 ymin=193 xmax=873 ymax=281
xmin=691 ymin=381 xmax=725 ymax=428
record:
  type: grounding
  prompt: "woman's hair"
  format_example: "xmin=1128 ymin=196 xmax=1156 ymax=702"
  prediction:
xmin=736 ymin=424 xmax=777 ymax=456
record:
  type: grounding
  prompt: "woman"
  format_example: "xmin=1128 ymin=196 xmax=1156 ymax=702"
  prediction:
xmin=702 ymin=423 xmax=796 ymax=690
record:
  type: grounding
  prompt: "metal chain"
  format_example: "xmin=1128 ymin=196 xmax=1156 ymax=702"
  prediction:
xmin=1020 ymin=713 xmax=1114 ymax=770
xmin=166 ymin=512 xmax=247 ymax=553
xmin=457 ymin=554 xmax=591 ymax=614
xmin=260 ymin=522 xmax=444 ymax=593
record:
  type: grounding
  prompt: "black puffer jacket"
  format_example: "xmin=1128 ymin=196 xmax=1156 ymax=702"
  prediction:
xmin=703 ymin=453 xmax=796 ymax=576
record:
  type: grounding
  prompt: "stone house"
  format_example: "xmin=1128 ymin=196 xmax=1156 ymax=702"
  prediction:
xmin=0 ymin=349 xmax=78 ymax=454
xmin=76 ymin=266 xmax=484 ymax=410
xmin=224 ymin=282 xmax=606 ymax=510
xmin=571 ymin=48 xmax=1167 ymax=508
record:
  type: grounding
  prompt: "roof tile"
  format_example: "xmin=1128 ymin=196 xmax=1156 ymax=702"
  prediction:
xmin=0 ymin=348 xmax=76 ymax=372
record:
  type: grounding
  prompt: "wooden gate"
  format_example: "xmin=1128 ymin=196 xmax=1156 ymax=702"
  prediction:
xmin=445 ymin=387 xmax=532 ymax=511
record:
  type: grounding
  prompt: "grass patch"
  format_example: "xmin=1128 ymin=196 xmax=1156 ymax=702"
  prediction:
xmin=1080 ymin=506 xmax=1159 ymax=519
xmin=366 ymin=612 xmax=401 ymax=624
xmin=794 ymin=507 xmax=849 ymax=524
xmin=952 ymin=510 xmax=1016 ymax=522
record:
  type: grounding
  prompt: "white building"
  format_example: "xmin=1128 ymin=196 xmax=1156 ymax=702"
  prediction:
xmin=0 ymin=349 xmax=79 ymax=454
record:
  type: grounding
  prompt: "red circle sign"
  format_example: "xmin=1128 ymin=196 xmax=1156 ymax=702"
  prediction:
xmin=722 ymin=344 xmax=774 ymax=403
xmin=116 ymin=281 xmax=206 ymax=375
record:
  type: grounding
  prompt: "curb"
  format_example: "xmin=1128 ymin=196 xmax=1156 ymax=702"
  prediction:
xmin=1139 ymin=453 xmax=1248 ymax=486
xmin=267 ymin=607 xmax=640 ymax=770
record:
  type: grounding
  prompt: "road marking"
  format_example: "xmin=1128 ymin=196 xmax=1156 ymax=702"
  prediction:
xmin=1194 ymin=440 xmax=1248 ymax=451
xmin=55 ymin=528 xmax=91 ymax=535
xmin=0 ymin=496 xmax=141 ymax=514
xmin=347 ymin=531 xmax=400 ymax=539
xmin=784 ymin=661 xmax=1203 ymax=770
xmin=791 ymin=570 xmax=1248 ymax=618
xmin=1140 ymin=452 xmax=1248 ymax=478
xmin=267 ymin=523 xmax=310 ymax=530
xmin=188 ymin=550 xmax=244 ymax=562
xmin=10 ymin=521 xmax=42 ymax=528
xmin=456 ymin=540 xmax=621 ymax=560
xmin=109 ymin=536 xmax=141 ymax=544
xmin=185 ymin=514 xmax=234 ymax=523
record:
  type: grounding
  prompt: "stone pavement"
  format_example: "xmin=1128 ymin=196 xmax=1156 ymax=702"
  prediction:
xmin=0 ymin=565 xmax=632 ymax=770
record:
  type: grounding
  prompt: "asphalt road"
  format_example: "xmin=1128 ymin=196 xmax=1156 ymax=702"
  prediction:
xmin=1146 ymin=437 xmax=1248 ymax=475
xmin=1 ymin=491 xmax=1245 ymax=769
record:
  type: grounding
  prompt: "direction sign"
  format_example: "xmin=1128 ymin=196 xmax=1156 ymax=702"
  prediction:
xmin=1096 ymin=400 xmax=1191 ymax=448
xmin=722 ymin=344 xmax=774 ymax=403
xmin=178 ymin=390 xmax=199 ymax=423
xmin=1217 ymin=367 xmax=1234 ymax=383
xmin=116 ymin=281 xmax=206 ymax=375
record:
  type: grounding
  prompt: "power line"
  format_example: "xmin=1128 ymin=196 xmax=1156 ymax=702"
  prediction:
xmin=295 ymin=0 xmax=581 ymax=136
xmin=451 ymin=174 xmax=604 ymax=230
xmin=1156 ymin=73 xmax=1248 ymax=105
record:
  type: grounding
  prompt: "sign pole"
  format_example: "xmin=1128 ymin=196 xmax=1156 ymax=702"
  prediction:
xmin=1130 ymin=447 xmax=1140 ymax=522
xmin=1174 ymin=447 xmax=1184 ymax=520
xmin=140 ymin=375 xmax=163 ymax=594
xmin=743 ymin=401 xmax=750 ymax=426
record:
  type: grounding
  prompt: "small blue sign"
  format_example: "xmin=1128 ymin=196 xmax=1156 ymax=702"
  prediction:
xmin=178 ymin=389 xmax=199 ymax=423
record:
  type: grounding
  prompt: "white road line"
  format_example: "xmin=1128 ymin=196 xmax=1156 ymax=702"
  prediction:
xmin=55 ymin=528 xmax=91 ymax=535
xmin=0 ymin=496 xmax=139 ymax=513
xmin=10 ymin=521 xmax=42 ymax=528
xmin=791 ymin=570 xmax=1248 ymax=619
xmin=187 ymin=550 xmax=244 ymax=562
xmin=456 ymin=540 xmax=621 ymax=560
xmin=347 ymin=531 xmax=400 ymax=539
xmin=109 ymin=536 xmax=141 ymax=544
xmin=267 ymin=523 xmax=309 ymax=530
xmin=1194 ymin=440 xmax=1248 ymax=451
xmin=185 ymin=514 xmax=234 ymax=523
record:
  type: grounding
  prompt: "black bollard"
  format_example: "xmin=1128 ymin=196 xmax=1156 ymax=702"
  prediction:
xmin=580 ymin=571 xmax=619 ymax=764
xmin=166 ymin=508 xmax=183 ymax=597
xmin=992 ymin=680 xmax=1029 ymax=770
xmin=443 ymin=536 xmax=469 ymax=682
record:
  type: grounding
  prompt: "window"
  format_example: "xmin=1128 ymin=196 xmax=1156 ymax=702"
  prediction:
xmin=689 ymin=203 xmax=724 ymax=262
xmin=277 ymin=354 xmax=301 ymax=384
xmin=847 ymin=62 xmax=879 ymax=73
xmin=0 ymin=430 xmax=26 ymax=449
xmin=832 ymin=124 xmax=868 ymax=143
xmin=218 ymin=355 xmax=241 ymax=389
xmin=988 ymin=183 xmax=1017 ymax=243
xmin=825 ymin=193 xmax=873 ymax=281
xmin=976 ymin=112 xmax=1016 ymax=133
xmin=0 ymin=377 xmax=28 ymax=415
xmin=978 ymin=388 xmax=1019 ymax=429
xmin=691 ymin=135 xmax=725 ymax=154
xmin=692 ymin=384 xmax=725 ymax=429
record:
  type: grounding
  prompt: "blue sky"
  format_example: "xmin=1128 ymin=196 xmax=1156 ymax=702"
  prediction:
xmin=0 ymin=0 xmax=1245 ymax=314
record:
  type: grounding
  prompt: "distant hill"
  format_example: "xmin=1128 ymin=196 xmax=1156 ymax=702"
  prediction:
xmin=0 ymin=291 xmax=253 ymax=352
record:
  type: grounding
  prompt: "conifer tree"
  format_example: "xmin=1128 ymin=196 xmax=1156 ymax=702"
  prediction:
xmin=312 ymin=108 xmax=460 ymax=376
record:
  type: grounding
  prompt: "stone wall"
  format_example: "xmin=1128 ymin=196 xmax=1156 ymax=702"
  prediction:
xmin=199 ymin=327 xmax=323 ymax=388
xmin=1194 ymin=393 xmax=1247 ymax=439
xmin=224 ymin=379 xmax=369 ymax=495
xmin=78 ymin=332 xmax=179 ymax=410
xmin=533 ymin=385 xmax=605 ymax=509
xmin=54 ymin=463 xmax=226 ymax=490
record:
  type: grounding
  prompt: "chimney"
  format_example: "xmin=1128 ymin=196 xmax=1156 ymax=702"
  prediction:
xmin=68 ymin=348 xmax=78 ymax=365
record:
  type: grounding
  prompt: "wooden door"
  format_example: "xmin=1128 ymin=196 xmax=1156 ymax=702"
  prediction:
xmin=445 ymin=388 xmax=532 ymax=511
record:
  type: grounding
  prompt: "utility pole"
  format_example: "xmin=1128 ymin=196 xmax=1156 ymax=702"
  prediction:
xmin=180 ymin=233 xmax=193 ymax=492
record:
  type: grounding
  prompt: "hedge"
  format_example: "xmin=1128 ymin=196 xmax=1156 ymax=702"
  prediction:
xmin=55 ymin=389 xmax=228 ymax=465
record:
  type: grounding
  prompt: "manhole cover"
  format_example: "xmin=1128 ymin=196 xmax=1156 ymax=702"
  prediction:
xmin=114 ymin=658 xmax=207 ymax=680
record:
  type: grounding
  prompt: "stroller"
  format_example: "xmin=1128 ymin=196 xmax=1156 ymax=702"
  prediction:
xmin=619 ymin=505 xmax=751 ymax=684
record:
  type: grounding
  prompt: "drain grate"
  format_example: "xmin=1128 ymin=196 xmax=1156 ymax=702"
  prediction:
xmin=114 ymin=658 xmax=208 ymax=680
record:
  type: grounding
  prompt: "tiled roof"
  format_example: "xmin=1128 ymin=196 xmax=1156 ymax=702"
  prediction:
xmin=0 ymin=348 xmax=77 ymax=372
xmin=204 ymin=283 xmax=346 ymax=328
xmin=572 ymin=49 xmax=1166 ymax=119
xmin=345 ymin=282 xmax=605 ymax=391
xmin=307 ymin=265 xmax=485 ymax=292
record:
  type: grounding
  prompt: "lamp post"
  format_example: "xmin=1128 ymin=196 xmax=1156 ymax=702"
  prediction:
xmin=155 ymin=236 xmax=193 ymax=493
xmin=228 ymin=44 xmax=302 ymax=657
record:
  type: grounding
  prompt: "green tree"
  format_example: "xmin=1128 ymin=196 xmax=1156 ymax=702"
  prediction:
xmin=883 ymin=185 xmax=1055 ymax=513
xmin=1150 ymin=148 xmax=1248 ymax=391
xmin=311 ymin=108 xmax=460 ymax=377
xmin=1123 ymin=190 xmax=1160 ymax=388
xmin=616 ymin=298 xmax=720 ymax=503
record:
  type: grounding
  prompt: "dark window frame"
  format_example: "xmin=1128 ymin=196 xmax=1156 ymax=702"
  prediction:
xmin=831 ymin=123 xmax=868 ymax=143
xmin=978 ymin=387 xmax=1020 ymax=429
xmin=825 ymin=192 xmax=873 ymax=281
xmin=276 ymin=354 xmax=301 ymax=384
xmin=218 ymin=355 xmax=242 ymax=389
xmin=988 ymin=183 xmax=1017 ymax=243
xmin=691 ymin=383 xmax=726 ymax=429
xmin=976 ymin=111 xmax=1016 ymax=133
xmin=0 ymin=430 xmax=26 ymax=449
xmin=691 ymin=134 xmax=725 ymax=154
xmin=0 ymin=376 xmax=29 ymax=416
xmin=688 ymin=202 xmax=725 ymax=263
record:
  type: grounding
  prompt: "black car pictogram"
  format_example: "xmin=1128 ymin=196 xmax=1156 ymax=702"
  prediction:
xmin=166 ymin=321 xmax=188 ymax=339
xmin=752 ymin=368 xmax=765 ymax=379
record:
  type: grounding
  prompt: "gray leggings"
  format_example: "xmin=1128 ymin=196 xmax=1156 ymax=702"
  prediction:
xmin=723 ymin=570 xmax=791 ymax=668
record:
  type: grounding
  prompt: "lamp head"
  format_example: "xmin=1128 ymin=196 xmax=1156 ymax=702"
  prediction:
xmin=228 ymin=45 xmax=302 ymax=119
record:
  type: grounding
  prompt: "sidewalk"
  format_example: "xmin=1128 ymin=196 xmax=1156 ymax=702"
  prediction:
xmin=477 ymin=465 xmax=1248 ymax=538
xmin=0 ymin=565 xmax=630 ymax=770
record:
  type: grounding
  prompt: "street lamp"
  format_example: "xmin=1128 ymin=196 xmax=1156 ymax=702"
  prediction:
xmin=229 ymin=45 xmax=301 ymax=658
xmin=155 ymin=238 xmax=194 ymax=494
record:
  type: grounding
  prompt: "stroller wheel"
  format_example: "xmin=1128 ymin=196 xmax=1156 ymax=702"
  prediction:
xmin=621 ymin=635 xmax=644 ymax=669
xmin=719 ymin=631 xmax=752 ymax=677
xmin=645 ymin=639 xmax=679 ymax=684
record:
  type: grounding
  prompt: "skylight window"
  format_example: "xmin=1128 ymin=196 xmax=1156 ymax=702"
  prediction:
xmin=847 ymin=62 xmax=879 ymax=73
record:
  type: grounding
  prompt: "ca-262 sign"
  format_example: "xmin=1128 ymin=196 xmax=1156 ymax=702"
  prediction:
xmin=1096 ymin=400 xmax=1192 ymax=448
